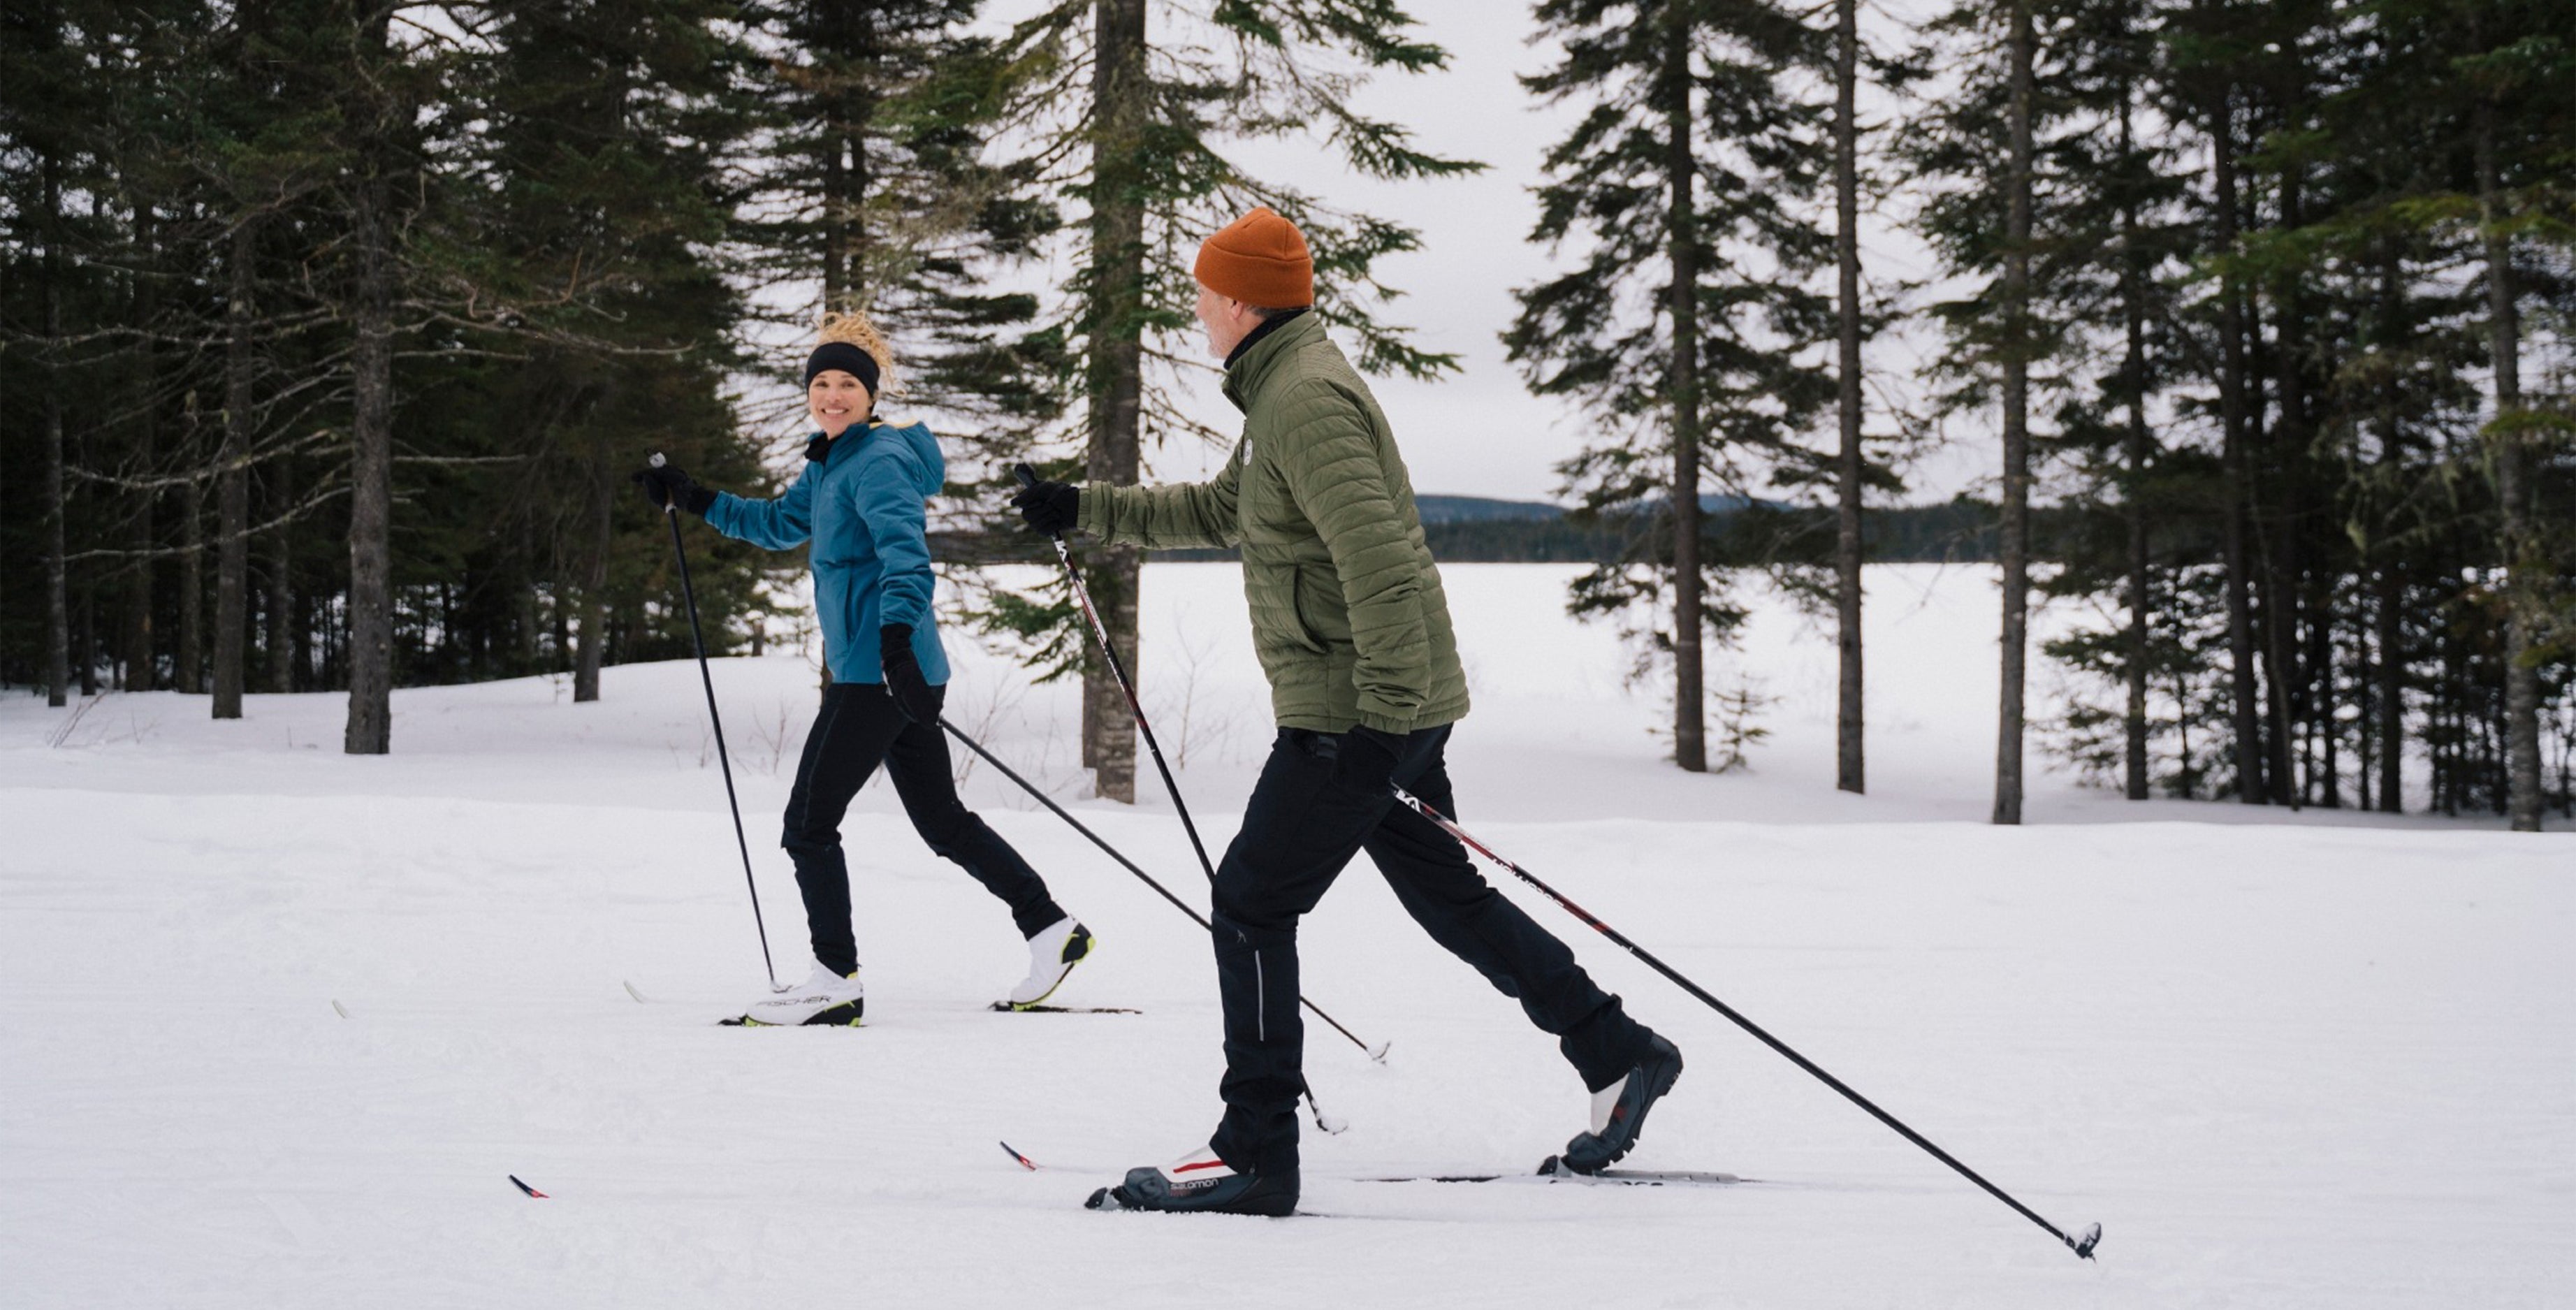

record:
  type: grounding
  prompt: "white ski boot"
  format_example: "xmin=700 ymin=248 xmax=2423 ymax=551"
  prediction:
xmin=725 ymin=961 xmax=865 ymax=1026
xmin=1002 ymin=917 xmax=1093 ymax=1009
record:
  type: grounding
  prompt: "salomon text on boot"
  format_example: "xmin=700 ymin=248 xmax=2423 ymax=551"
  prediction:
xmin=1085 ymin=1144 xmax=1297 ymax=1216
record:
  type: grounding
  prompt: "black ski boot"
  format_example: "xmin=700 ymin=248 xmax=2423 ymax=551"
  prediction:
xmin=1084 ymin=1144 xmax=1298 ymax=1216
xmin=1560 ymin=1034 xmax=1683 ymax=1174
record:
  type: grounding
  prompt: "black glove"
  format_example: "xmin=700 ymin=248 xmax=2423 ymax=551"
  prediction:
xmin=1330 ymin=724 xmax=1406 ymax=796
xmin=1010 ymin=479 xmax=1079 ymax=535
xmin=634 ymin=463 xmax=715 ymax=516
xmin=879 ymin=623 xmax=941 ymax=725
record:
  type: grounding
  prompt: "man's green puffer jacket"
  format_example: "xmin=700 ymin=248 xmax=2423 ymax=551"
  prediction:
xmin=1077 ymin=312 xmax=1470 ymax=736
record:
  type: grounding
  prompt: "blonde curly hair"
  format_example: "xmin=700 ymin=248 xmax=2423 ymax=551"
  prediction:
xmin=816 ymin=309 xmax=900 ymax=398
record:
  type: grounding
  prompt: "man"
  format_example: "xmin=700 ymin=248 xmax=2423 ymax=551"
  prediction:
xmin=1014 ymin=208 xmax=1682 ymax=1216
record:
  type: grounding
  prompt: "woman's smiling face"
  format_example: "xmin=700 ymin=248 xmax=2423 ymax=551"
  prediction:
xmin=808 ymin=369 xmax=873 ymax=437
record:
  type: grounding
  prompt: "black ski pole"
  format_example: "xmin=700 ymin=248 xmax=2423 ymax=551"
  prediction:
xmin=1010 ymin=462 xmax=1390 ymax=1068
xmin=1390 ymin=785 xmax=2102 ymax=1262
xmin=649 ymin=452 xmax=779 ymax=990
xmin=1010 ymin=465 xmax=1223 ymax=883
xmin=938 ymin=715 xmax=1390 ymax=1067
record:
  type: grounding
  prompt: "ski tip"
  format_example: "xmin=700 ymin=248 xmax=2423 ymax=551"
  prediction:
xmin=2071 ymin=1223 xmax=2102 ymax=1260
xmin=330 ymin=1000 xmax=349 ymax=1019
xmin=509 ymin=1174 xmax=548 ymax=1199
xmin=1367 ymin=1041 xmax=1392 ymax=1064
xmin=623 ymin=980 xmax=646 ymax=1004
xmin=999 ymin=1141 xmax=1038 ymax=1171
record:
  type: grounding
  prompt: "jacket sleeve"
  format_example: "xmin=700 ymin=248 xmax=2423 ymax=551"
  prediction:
xmin=1272 ymin=381 xmax=1431 ymax=733
xmin=704 ymin=463 xmax=817 ymax=551
xmin=858 ymin=449 xmax=935 ymax=631
xmin=1075 ymin=444 xmax=1244 ymax=550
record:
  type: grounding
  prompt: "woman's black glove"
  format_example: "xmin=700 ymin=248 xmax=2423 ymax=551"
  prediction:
xmin=1010 ymin=479 xmax=1079 ymax=535
xmin=1331 ymin=725 xmax=1406 ymax=797
xmin=878 ymin=623 xmax=941 ymax=725
xmin=634 ymin=463 xmax=716 ymax=516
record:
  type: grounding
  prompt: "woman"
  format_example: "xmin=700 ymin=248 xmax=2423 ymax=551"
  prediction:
xmin=639 ymin=311 xmax=1092 ymax=1024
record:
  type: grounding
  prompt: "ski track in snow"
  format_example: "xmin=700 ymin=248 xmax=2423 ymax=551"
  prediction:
xmin=3 ymin=565 xmax=2569 ymax=1308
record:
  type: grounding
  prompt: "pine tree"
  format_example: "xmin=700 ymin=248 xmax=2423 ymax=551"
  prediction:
xmin=1506 ymin=0 xmax=1831 ymax=772
xmin=996 ymin=0 xmax=1477 ymax=800
xmin=1909 ymin=0 xmax=2080 ymax=821
xmin=742 ymin=1 xmax=1062 ymax=463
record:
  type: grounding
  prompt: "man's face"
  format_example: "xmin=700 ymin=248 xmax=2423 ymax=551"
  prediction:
xmin=1195 ymin=285 xmax=1255 ymax=361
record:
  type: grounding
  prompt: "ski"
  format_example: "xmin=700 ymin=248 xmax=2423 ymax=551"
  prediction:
xmin=991 ymin=1002 xmax=1142 ymax=1015
xmin=717 ymin=1010 xmax=863 ymax=1028
xmin=1360 ymin=1154 xmax=1740 ymax=1187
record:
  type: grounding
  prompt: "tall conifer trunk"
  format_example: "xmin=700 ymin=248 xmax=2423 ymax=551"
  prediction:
xmin=178 ymin=393 xmax=205 ymax=694
xmin=2118 ymin=92 xmax=2151 ymax=802
xmin=1992 ymin=0 xmax=2033 ymax=827
xmin=126 ymin=207 xmax=158 ymax=690
xmin=1833 ymin=0 xmax=1864 ymax=794
xmin=343 ymin=6 xmax=398 ymax=755
xmin=268 ymin=462 xmax=295 ymax=692
xmin=574 ymin=451 xmax=611 ymax=703
xmin=2477 ymin=98 xmax=2540 ymax=831
xmin=37 ymin=24 xmax=71 ymax=707
xmin=1081 ymin=0 xmax=1145 ymax=803
xmin=2372 ymin=253 xmax=2405 ymax=813
xmin=214 ymin=223 xmax=256 ymax=720
xmin=2264 ymin=164 xmax=2309 ymax=807
xmin=2209 ymin=83 xmax=2264 ymax=803
xmin=1665 ymin=0 xmax=1705 ymax=774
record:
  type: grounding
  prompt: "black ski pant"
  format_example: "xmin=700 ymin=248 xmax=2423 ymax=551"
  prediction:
xmin=782 ymin=681 xmax=1065 ymax=976
xmin=1207 ymin=725 xmax=1657 ymax=1176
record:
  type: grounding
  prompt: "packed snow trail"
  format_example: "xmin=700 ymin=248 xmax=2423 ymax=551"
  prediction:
xmin=5 ymin=565 xmax=2568 ymax=1307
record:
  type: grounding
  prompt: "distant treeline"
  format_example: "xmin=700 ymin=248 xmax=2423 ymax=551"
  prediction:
xmin=1155 ymin=495 xmax=2009 ymax=565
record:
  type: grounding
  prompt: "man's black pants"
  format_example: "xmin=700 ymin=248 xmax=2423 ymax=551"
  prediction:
xmin=1207 ymin=725 xmax=1655 ymax=1175
xmin=782 ymin=681 xmax=1065 ymax=975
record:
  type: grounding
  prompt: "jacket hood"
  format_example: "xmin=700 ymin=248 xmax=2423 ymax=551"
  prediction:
xmin=877 ymin=420 xmax=945 ymax=496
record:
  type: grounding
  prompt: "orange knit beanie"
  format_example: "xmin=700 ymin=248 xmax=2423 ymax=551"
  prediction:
xmin=1193 ymin=208 xmax=1314 ymax=309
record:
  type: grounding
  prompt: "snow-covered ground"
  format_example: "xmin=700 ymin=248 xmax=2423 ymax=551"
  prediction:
xmin=5 ymin=564 xmax=2568 ymax=1308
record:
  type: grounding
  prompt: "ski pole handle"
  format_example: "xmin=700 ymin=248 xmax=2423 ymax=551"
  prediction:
xmin=1012 ymin=461 xmax=1037 ymax=490
xmin=648 ymin=451 xmax=675 ymax=516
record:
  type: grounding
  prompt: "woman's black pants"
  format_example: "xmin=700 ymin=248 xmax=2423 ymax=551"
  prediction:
xmin=782 ymin=681 xmax=1065 ymax=975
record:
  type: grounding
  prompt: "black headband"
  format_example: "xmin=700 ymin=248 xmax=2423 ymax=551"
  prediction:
xmin=804 ymin=342 xmax=880 ymax=393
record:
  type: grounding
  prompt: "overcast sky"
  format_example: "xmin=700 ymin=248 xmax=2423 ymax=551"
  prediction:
xmin=970 ymin=0 xmax=1996 ymax=505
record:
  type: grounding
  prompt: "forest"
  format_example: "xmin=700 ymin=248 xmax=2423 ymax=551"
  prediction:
xmin=2 ymin=0 xmax=2568 ymax=827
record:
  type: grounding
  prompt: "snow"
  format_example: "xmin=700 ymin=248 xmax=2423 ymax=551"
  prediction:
xmin=4 ymin=563 xmax=2569 ymax=1308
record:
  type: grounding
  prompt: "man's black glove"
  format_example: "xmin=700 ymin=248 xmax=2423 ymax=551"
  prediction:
xmin=634 ymin=463 xmax=716 ymax=516
xmin=1331 ymin=724 xmax=1406 ymax=796
xmin=1010 ymin=479 xmax=1079 ymax=535
xmin=879 ymin=623 xmax=940 ymax=725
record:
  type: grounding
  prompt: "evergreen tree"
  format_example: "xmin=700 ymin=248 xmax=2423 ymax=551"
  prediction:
xmin=740 ymin=1 xmax=1063 ymax=476
xmin=994 ymin=0 xmax=1477 ymax=800
xmin=1506 ymin=0 xmax=1832 ymax=772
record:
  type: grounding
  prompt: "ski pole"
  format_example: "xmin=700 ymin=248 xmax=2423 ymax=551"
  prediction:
xmin=1010 ymin=462 xmax=1390 ymax=1068
xmin=649 ymin=452 xmax=779 ymax=990
xmin=1390 ymin=785 xmax=2102 ymax=1262
xmin=1011 ymin=463 xmax=1223 ymax=888
xmin=938 ymin=715 xmax=1390 ymax=1067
